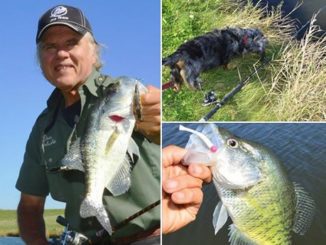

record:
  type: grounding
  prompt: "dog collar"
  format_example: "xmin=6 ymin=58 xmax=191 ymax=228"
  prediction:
xmin=162 ymin=80 xmax=175 ymax=90
xmin=242 ymin=35 xmax=249 ymax=45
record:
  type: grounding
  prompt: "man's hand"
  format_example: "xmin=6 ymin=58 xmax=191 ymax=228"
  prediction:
xmin=162 ymin=145 xmax=212 ymax=234
xmin=136 ymin=85 xmax=160 ymax=144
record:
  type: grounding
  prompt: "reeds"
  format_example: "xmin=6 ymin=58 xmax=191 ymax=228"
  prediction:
xmin=267 ymin=15 xmax=326 ymax=121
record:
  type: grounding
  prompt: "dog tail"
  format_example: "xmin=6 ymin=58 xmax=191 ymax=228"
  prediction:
xmin=162 ymin=53 xmax=182 ymax=67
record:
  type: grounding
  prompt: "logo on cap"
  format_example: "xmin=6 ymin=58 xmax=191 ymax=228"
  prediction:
xmin=50 ymin=6 xmax=68 ymax=18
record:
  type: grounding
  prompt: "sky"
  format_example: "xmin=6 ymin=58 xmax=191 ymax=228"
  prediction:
xmin=0 ymin=1 xmax=160 ymax=209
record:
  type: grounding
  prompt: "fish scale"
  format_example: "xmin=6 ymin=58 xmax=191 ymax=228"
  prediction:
xmin=218 ymin=162 xmax=295 ymax=244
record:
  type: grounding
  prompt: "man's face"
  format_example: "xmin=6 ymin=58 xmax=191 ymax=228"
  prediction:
xmin=39 ymin=25 xmax=96 ymax=92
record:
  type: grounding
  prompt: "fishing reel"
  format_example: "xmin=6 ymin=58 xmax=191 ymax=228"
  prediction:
xmin=50 ymin=216 xmax=89 ymax=245
xmin=59 ymin=230 xmax=89 ymax=245
xmin=202 ymin=90 xmax=218 ymax=106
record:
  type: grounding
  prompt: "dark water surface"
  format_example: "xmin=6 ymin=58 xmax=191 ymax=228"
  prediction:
xmin=252 ymin=0 xmax=326 ymax=38
xmin=163 ymin=123 xmax=326 ymax=245
xmin=0 ymin=237 xmax=24 ymax=245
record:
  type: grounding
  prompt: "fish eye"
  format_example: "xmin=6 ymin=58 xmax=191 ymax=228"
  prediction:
xmin=227 ymin=138 xmax=238 ymax=148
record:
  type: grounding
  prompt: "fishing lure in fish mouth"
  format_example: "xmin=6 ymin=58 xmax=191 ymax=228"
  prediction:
xmin=179 ymin=125 xmax=217 ymax=152
xmin=179 ymin=124 xmax=218 ymax=166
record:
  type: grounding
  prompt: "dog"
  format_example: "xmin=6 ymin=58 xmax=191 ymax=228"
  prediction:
xmin=162 ymin=27 xmax=268 ymax=91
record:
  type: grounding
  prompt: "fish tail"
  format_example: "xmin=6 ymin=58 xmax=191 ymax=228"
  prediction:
xmin=80 ymin=197 xmax=113 ymax=235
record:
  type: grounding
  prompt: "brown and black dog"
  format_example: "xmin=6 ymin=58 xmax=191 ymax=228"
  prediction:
xmin=162 ymin=27 xmax=268 ymax=91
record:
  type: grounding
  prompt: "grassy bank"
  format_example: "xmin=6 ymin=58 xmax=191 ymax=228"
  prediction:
xmin=0 ymin=209 xmax=64 ymax=237
xmin=162 ymin=0 xmax=326 ymax=121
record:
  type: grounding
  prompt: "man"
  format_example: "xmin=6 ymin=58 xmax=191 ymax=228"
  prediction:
xmin=16 ymin=5 xmax=160 ymax=245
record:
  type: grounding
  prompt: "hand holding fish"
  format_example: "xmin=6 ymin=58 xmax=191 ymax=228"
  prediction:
xmin=162 ymin=145 xmax=212 ymax=234
xmin=181 ymin=124 xmax=316 ymax=244
xmin=135 ymin=85 xmax=160 ymax=144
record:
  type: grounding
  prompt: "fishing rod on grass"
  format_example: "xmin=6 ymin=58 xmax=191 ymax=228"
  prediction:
xmin=199 ymin=57 xmax=271 ymax=122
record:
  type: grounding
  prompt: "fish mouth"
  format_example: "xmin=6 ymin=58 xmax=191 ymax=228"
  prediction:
xmin=181 ymin=125 xmax=238 ymax=167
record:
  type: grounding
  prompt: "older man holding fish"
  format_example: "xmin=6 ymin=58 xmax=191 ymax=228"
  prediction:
xmin=16 ymin=5 xmax=160 ymax=245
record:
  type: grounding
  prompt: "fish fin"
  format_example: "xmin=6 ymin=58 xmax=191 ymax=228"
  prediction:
xmin=61 ymin=138 xmax=84 ymax=172
xmin=228 ymin=224 xmax=257 ymax=245
xmin=212 ymin=201 xmax=229 ymax=235
xmin=292 ymin=182 xmax=315 ymax=235
xmin=126 ymin=138 xmax=140 ymax=163
xmin=107 ymin=157 xmax=131 ymax=196
xmin=80 ymin=196 xmax=113 ymax=235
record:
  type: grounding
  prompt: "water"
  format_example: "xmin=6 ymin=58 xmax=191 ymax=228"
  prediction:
xmin=0 ymin=237 xmax=24 ymax=245
xmin=0 ymin=237 xmax=58 ymax=244
xmin=252 ymin=0 xmax=326 ymax=38
xmin=162 ymin=123 xmax=326 ymax=245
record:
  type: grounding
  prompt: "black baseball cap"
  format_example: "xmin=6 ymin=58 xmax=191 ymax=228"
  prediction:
xmin=36 ymin=5 xmax=93 ymax=43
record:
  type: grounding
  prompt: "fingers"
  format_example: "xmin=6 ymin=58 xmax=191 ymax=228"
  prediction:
xmin=135 ymin=121 xmax=160 ymax=144
xmin=141 ymin=103 xmax=160 ymax=117
xmin=162 ymin=145 xmax=187 ymax=168
xmin=188 ymin=163 xmax=212 ymax=183
xmin=162 ymin=146 xmax=212 ymax=183
xmin=163 ymin=174 xmax=203 ymax=194
xmin=138 ymin=87 xmax=160 ymax=123
xmin=136 ymin=114 xmax=160 ymax=125
xmin=162 ymin=145 xmax=213 ymax=234
xmin=135 ymin=86 xmax=160 ymax=144
xmin=141 ymin=86 xmax=160 ymax=105
xmin=135 ymin=85 xmax=160 ymax=143
xmin=136 ymin=120 xmax=160 ymax=130
xmin=171 ymin=188 xmax=203 ymax=205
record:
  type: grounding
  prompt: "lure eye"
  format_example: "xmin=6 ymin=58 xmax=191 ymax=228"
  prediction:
xmin=227 ymin=138 xmax=238 ymax=148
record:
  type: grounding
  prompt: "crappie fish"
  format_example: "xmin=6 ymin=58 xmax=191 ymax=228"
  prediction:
xmin=62 ymin=77 xmax=146 ymax=235
xmin=180 ymin=124 xmax=315 ymax=245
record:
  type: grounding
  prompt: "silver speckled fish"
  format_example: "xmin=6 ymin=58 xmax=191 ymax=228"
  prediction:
xmin=181 ymin=124 xmax=315 ymax=245
xmin=62 ymin=77 xmax=146 ymax=234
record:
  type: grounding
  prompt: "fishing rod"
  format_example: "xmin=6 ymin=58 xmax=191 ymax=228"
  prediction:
xmin=199 ymin=57 xmax=271 ymax=122
xmin=113 ymin=200 xmax=160 ymax=230
xmin=53 ymin=200 xmax=160 ymax=244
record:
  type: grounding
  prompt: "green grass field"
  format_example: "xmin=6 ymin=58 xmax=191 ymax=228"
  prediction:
xmin=162 ymin=0 xmax=326 ymax=121
xmin=0 ymin=209 xmax=64 ymax=237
